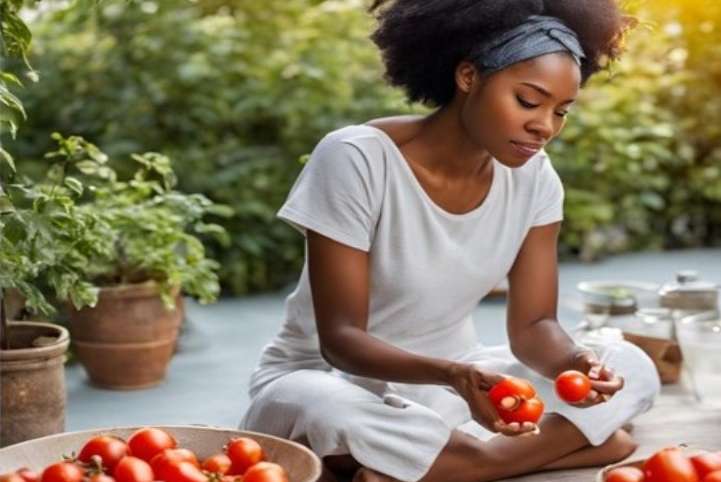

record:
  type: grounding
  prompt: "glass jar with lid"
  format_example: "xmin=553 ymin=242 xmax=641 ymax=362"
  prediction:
xmin=659 ymin=270 xmax=719 ymax=314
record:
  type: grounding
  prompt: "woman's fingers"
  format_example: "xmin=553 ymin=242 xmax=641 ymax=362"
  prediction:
xmin=493 ymin=419 xmax=539 ymax=436
xmin=591 ymin=375 xmax=625 ymax=395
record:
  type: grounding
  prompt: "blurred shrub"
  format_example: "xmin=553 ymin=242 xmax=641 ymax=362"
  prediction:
xmin=6 ymin=0 xmax=413 ymax=294
xmin=3 ymin=0 xmax=720 ymax=292
xmin=549 ymin=0 xmax=721 ymax=260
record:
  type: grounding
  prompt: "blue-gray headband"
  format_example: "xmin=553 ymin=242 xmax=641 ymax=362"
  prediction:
xmin=469 ymin=15 xmax=586 ymax=74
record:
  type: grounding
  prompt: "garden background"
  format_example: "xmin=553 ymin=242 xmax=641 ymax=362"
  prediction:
xmin=2 ymin=0 xmax=720 ymax=297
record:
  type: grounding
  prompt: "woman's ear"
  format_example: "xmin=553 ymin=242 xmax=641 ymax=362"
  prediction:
xmin=455 ymin=61 xmax=478 ymax=94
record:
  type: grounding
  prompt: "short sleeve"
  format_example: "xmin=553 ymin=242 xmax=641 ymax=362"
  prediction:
xmin=531 ymin=153 xmax=565 ymax=227
xmin=277 ymin=132 xmax=384 ymax=252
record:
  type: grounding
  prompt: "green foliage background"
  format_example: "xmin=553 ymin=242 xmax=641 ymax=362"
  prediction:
xmin=3 ymin=0 xmax=720 ymax=294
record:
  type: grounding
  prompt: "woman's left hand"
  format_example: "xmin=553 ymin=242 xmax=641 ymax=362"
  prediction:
xmin=568 ymin=350 xmax=624 ymax=408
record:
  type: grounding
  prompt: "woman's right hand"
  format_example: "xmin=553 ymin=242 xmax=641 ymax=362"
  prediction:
xmin=447 ymin=362 xmax=539 ymax=437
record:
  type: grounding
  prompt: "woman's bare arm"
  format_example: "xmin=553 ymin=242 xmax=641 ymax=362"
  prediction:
xmin=307 ymin=229 xmax=461 ymax=386
xmin=506 ymin=222 xmax=586 ymax=379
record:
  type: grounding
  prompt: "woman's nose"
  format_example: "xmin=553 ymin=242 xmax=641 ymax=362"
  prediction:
xmin=526 ymin=112 xmax=555 ymax=141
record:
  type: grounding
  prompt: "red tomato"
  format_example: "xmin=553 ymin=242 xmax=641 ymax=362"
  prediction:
xmin=41 ymin=463 xmax=84 ymax=482
xmin=160 ymin=462 xmax=207 ymax=482
xmin=150 ymin=448 xmax=200 ymax=480
xmin=644 ymin=448 xmax=699 ymax=482
xmin=0 ymin=473 xmax=27 ymax=482
xmin=488 ymin=378 xmax=536 ymax=406
xmin=243 ymin=462 xmax=288 ymax=482
xmin=127 ymin=428 xmax=177 ymax=462
xmin=221 ymin=477 xmax=243 ymax=482
xmin=225 ymin=438 xmax=264 ymax=475
xmin=555 ymin=370 xmax=592 ymax=403
xmin=606 ymin=466 xmax=645 ymax=482
xmin=113 ymin=457 xmax=154 ymax=482
xmin=16 ymin=469 xmax=40 ymax=482
xmin=704 ymin=471 xmax=721 ymax=482
xmin=78 ymin=435 xmax=130 ymax=472
xmin=691 ymin=453 xmax=721 ymax=479
xmin=499 ymin=397 xmax=544 ymax=424
xmin=88 ymin=475 xmax=115 ymax=482
xmin=488 ymin=377 xmax=544 ymax=424
xmin=201 ymin=454 xmax=232 ymax=475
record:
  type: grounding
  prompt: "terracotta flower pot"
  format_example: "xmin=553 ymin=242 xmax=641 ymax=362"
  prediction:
xmin=0 ymin=321 xmax=69 ymax=447
xmin=67 ymin=281 xmax=182 ymax=390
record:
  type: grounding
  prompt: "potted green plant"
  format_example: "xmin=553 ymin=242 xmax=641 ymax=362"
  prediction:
xmin=0 ymin=136 xmax=111 ymax=447
xmin=56 ymin=135 xmax=231 ymax=390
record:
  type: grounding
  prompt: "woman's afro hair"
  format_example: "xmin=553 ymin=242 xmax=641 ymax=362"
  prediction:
xmin=368 ymin=0 xmax=635 ymax=107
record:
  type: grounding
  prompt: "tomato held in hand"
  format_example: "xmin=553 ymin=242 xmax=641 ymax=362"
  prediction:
xmin=16 ymin=469 xmax=40 ymax=482
xmin=691 ymin=452 xmax=721 ymax=479
xmin=704 ymin=471 xmax=721 ymax=482
xmin=555 ymin=370 xmax=592 ymax=403
xmin=644 ymin=448 xmax=699 ymax=482
xmin=488 ymin=377 xmax=544 ymax=424
xmin=78 ymin=435 xmax=130 ymax=472
xmin=243 ymin=462 xmax=289 ymax=482
xmin=225 ymin=437 xmax=264 ymax=475
xmin=127 ymin=428 xmax=177 ymax=462
xmin=201 ymin=454 xmax=232 ymax=475
xmin=605 ymin=466 xmax=645 ymax=482
xmin=41 ymin=463 xmax=85 ymax=482
xmin=113 ymin=457 xmax=154 ymax=482
xmin=1 ymin=473 xmax=27 ymax=482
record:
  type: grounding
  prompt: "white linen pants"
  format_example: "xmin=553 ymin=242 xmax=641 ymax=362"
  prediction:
xmin=240 ymin=341 xmax=660 ymax=482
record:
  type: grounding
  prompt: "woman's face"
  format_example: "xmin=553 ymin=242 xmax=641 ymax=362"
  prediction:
xmin=457 ymin=52 xmax=581 ymax=168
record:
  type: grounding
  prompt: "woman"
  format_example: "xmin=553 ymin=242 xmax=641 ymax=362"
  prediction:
xmin=240 ymin=1 xmax=660 ymax=481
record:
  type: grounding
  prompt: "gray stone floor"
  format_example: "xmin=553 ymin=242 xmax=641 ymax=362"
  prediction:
xmin=66 ymin=248 xmax=721 ymax=436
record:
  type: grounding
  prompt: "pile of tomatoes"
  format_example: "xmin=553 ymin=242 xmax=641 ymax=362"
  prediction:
xmin=606 ymin=447 xmax=721 ymax=482
xmin=0 ymin=428 xmax=288 ymax=482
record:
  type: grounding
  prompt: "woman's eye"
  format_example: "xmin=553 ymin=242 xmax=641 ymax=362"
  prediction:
xmin=516 ymin=96 xmax=538 ymax=109
xmin=555 ymin=111 xmax=569 ymax=118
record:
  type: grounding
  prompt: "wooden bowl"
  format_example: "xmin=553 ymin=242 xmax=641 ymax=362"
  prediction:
xmin=595 ymin=457 xmax=645 ymax=481
xmin=0 ymin=425 xmax=322 ymax=482
xmin=596 ymin=447 xmax=714 ymax=482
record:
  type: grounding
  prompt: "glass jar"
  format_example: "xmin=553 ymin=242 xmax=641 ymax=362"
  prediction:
xmin=675 ymin=311 xmax=721 ymax=407
xmin=659 ymin=270 xmax=719 ymax=314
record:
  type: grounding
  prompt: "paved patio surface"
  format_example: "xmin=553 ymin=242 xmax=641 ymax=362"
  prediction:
xmin=64 ymin=248 xmax=721 ymax=480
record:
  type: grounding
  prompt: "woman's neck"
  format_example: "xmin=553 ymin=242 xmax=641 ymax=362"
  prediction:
xmin=413 ymin=106 xmax=493 ymax=180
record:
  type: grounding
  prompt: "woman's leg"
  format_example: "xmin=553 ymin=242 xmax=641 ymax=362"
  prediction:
xmin=351 ymin=413 xmax=600 ymax=482
xmin=538 ymin=429 xmax=637 ymax=471
xmin=353 ymin=422 xmax=636 ymax=482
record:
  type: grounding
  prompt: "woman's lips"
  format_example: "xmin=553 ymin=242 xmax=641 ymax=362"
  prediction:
xmin=510 ymin=141 xmax=542 ymax=157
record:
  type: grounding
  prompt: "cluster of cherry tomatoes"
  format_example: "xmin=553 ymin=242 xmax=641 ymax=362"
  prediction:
xmin=0 ymin=428 xmax=288 ymax=482
xmin=606 ymin=447 xmax=721 ymax=482
xmin=488 ymin=369 xmax=593 ymax=425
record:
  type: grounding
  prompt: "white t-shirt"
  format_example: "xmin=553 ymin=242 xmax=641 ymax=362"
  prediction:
xmin=249 ymin=124 xmax=564 ymax=396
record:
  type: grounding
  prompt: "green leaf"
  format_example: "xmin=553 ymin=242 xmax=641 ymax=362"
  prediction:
xmin=64 ymin=176 xmax=84 ymax=196
xmin=0 ymin=195 xmax=15 ymax=214
xmin=0 ymin=147 xmax=16 ymax=172
xmin=75 ymin=160 xmax=99 ymax=175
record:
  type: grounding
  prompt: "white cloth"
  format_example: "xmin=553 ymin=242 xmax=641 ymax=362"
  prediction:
xmin=240 ymin=125 xmax=661 ymax=481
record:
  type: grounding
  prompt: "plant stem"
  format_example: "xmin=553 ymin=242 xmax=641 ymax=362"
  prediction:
xmin=1 ymin=288 xmax=10 ymax=350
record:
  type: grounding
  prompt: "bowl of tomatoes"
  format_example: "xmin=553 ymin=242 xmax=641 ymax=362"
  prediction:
xmin=0 ymin=425 xmax=322 ymax=482
xmin=596 ymin=446 xmax=721 ymax=482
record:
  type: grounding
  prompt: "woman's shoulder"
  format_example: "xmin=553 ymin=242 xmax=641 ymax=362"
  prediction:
xmin=320 ymin=115 xmax=424 ymax=149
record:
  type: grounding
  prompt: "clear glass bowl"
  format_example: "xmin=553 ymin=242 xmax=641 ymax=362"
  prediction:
xmin=675 ymin=311 xmax=721 ymax=406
